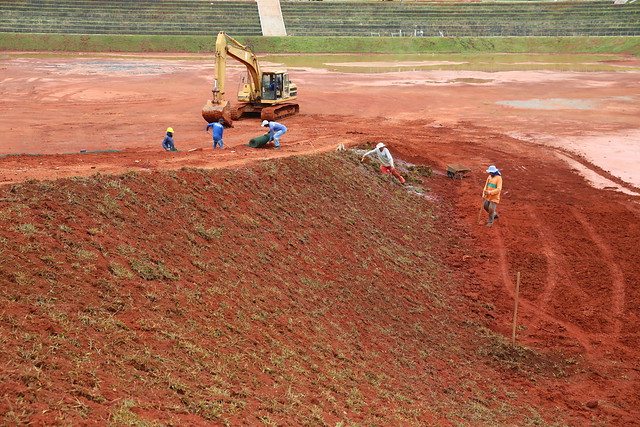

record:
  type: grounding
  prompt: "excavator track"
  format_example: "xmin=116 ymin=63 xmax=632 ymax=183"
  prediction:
xmin=261 ymin=103 xmax=300 ymax=121
xmin=231 ymin=103 xmax=248 ymax=121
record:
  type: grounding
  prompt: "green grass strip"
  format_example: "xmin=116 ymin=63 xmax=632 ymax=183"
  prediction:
xmin=1 ymin=33 xmax=639 ymax=55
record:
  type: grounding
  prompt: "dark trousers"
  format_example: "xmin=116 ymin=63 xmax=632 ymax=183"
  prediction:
xmin=483 ymin=200 xmax=498 ymax=225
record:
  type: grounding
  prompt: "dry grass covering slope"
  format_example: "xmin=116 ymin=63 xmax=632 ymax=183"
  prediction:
xmin=0 ymin=153 xmax=574 ymax=425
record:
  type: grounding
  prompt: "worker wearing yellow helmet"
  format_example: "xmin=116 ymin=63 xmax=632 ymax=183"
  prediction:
xmin=162 ymin=127 xmax=178 ymax=151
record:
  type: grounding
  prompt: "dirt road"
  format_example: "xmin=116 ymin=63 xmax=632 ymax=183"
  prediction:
xmin=1 ymin=52 xmax=639 ymax=422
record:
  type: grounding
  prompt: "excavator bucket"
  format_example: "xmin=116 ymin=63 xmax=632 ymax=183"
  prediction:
xmin=202 ymin=100 xmax=232 ymax=126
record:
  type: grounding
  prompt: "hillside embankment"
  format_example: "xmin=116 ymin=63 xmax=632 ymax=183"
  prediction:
xmin=1 ymin=149 xmax=639 ymax=425
xmin=0 ymin=154 xmax=579 ymax=424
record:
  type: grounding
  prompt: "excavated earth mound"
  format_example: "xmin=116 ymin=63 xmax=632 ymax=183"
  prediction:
xmin=0 ymin=153 xmax=636 ymax=425
xmin=0 ymin=154 xmax=595 ymax=424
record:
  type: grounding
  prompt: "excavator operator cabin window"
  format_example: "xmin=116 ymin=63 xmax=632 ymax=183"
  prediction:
xmin=275 ymin=74 xmax=283 ymax=98
xmin=262 ymin=75 xmax=275 ymax=100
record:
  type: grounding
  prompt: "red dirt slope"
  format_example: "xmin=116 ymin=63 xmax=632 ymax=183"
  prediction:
xmin=0 ymin=154 xmax=578 ymax=425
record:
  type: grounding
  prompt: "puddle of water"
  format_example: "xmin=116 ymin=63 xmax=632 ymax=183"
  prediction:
xmin=447 ymin=78 xmax=494 ymax=84
xmin=496 ymin=95 xmax=636 ymax=111
xmin=496 ymin=98 xmax=597 ymax=110
xmin=6 ymin=51 xmax=639 ymax=74
xmin=261 ymin=53 xmax=639 ymax=73
xmin=52 ymin=61 xmax=170 ymax=75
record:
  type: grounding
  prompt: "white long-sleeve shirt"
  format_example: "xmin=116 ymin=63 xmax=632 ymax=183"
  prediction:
xmin=364 ymin=147 xmax=394 ymax=167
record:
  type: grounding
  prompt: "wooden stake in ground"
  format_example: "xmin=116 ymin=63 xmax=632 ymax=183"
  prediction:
xmin=511 ymin=271 xmax=521 ymax=346
xmin=477 ymin=199 xmax=485 ymax=225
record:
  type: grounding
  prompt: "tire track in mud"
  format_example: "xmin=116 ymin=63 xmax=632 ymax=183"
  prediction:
xmin=569 ymin=206 xmax=626 ymax=339
xmin=525 ymin=206 xmax=589 ymax=312
xmin=493 ymin=201 xmax=636 ymax=360
xmin=492 ymin=221 xmax=594 ymax=354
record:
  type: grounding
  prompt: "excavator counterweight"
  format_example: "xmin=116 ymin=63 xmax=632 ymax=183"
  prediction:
xmin=202 ymin=32 xmax=298 ymax=125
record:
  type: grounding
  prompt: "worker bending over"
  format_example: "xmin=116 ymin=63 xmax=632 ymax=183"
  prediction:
xmin=482 ymin=165 xmax=502 ymax=227
xmin=361 ymin=142 xmax=406 ymax=184
xmin=261 ymin=120 xmax=287 ymax=149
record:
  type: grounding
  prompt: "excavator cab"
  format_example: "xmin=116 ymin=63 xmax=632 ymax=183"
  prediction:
xmin=261 ymin=72 xmax=289 ymax=102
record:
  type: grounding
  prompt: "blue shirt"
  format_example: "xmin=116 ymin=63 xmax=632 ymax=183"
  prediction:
xmin=206 ymin=122 xmax=224 ymax=139
xmin=162 ymin=134 xmax=174 ymax=150
xmin=267 ymin=122 xmax=287 ymax=139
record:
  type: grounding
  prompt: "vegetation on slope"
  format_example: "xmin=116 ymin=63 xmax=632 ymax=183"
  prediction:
xmin=1 ymin=33 xmax=639 ymax=56
xmin=0 ymin=153 xmax=573 ymax=425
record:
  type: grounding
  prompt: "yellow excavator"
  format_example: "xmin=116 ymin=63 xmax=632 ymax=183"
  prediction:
xmin=202 ymin=31 xmax=299 ymax=125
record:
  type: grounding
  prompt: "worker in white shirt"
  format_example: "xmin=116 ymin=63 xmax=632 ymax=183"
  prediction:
xmin=361 ymin=142 xmax=405 ymax=184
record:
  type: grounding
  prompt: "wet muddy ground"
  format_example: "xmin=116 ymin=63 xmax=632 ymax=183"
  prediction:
xmin=1 ymin=51 xmax=638 ymax=190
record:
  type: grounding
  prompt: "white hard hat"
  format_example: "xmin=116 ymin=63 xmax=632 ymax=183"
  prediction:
xmin=261 ymin=120 xmax=269 ymax=127
xmin=376 ymin=142 xmax=385 ymax=149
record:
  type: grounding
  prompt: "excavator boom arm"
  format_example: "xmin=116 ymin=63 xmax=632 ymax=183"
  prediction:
xmin=213 ymin=32 xmax=262 ymax=103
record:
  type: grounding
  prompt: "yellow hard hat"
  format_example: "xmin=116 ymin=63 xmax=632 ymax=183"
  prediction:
xmin=166 ymin=127 xmax=174 ymax=133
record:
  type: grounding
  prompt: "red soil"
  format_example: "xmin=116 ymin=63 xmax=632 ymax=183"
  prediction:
xmin=1 ymin=52 xmax=639 ymax=424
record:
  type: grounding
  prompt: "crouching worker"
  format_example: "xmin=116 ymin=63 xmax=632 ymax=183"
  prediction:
xmin=482 ymin=165 xmax=502 ymax=227
xmin=361 ymin=142 xmax=405 ymax=184
xmin=261 ymin=120 xmax=287 ymax=149
xmin=162 ymin=127 xmax=178 ymax=151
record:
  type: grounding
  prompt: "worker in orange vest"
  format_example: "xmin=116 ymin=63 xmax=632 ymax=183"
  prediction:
xmin=482 ymin=165 xmax=502 ymax=227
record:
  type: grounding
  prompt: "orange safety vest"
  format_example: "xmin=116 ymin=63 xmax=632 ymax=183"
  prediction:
xmin=483 ymin=174 xmax=502 ymax=203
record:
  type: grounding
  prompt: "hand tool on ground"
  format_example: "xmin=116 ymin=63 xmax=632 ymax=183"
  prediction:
xmin=477 ymin=199 xmax=485 ymax=225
